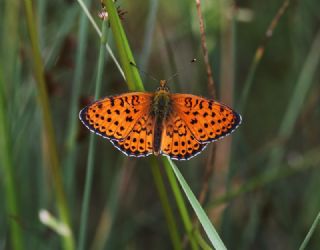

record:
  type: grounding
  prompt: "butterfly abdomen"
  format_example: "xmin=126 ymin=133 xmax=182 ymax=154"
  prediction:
xmin=151 ymin=91 xmax=172 ymax=154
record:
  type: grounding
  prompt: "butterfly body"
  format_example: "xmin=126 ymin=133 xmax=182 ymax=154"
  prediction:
xmin=150 ymin=83 xmax=173 ymax=154
xmin=79 ymin=80 xmax=242 ymax=160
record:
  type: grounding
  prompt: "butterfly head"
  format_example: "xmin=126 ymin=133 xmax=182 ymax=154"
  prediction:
xmin=156 ymin=80 xmax=170 ymax=93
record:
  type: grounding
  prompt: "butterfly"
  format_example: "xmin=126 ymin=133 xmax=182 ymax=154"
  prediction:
xmin=79 ymin=80 xmax=242 ymax=160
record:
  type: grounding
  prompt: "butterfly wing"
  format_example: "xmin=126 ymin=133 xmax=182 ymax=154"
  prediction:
xmin=171 ymin=94 xmax=242 ymax=143
xmin=111 ymin=113 xmax=154 ymax=157
xmin=160 ymin=111 xmax=208 ymax=160
xmin=79 ymin=92 xmax=153 ymax=141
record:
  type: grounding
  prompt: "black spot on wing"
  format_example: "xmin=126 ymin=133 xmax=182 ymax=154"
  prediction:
xmin=204 ymin=110 xmax=242 ymax=143
xmin=161 ymin=143 xmax=208 ymax=161
xmin=110 ymin=139 xmax=152 ymax=158
xmin=79 ymin=106 xmax=112 ymax=140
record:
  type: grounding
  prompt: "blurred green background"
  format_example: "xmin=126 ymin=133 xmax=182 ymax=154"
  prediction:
xmin=1 ymin=0 xmax=320 ymax=249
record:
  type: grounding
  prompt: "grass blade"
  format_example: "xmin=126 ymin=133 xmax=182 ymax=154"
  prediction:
xmin=150 ymin=158 xmax=182 ymax=250
xmin=267 ymin=28 xmax=320 ymax=169
xmin=65 ymin=0 xmax=92 ymax=198
xmin=139 ymin=0 xmax=159 ymax=71
xmin=23 ymin=0 xmax=74 ymax=249
xmin=78 ymin=18 xmax=108 ymax=250
xmin=104 ymin=0 xmax=143 ymax=90
xmin=167 ymin=158 xmax=227 ymax=250
xmin=0 ymin=0 xmax=23 ymax=247
xmin=239 ymin=0 xmax=290 ymax=112
xmin=0 ymin=71 xmax=23 ymax=250
xmin=76 ymin=0 xmax=124 ymax=79
xmin=299 ymin=210 xmax=320 ymax=250
xmin=163 ymin=159 xmax=199 ymax=250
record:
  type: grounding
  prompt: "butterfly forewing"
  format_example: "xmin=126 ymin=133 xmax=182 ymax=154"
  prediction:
xmin=79 ymin=92 xmax=152 ymax=141
xmin=171 ymin=94 xmax=242 ymax=143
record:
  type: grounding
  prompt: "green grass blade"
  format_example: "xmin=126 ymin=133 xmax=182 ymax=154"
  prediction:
xmin=150 ymin=158 xmax=182 ymax=250
xmin=163 ymin=159 xmax=199 ymax=250
xmin=77 ymin=0 xmax=124 ymax=79
xmin=23 ymin=0 xmax=74 ymax=249
xmin=167 ymin=158 xmax=227 ymax=250
xmin=0 ymin=71 xmax=23 ymax=250
xmin=90 ymin=158 xmax=125 ymax=250
xmin=238 ymin=0 xmax=290 ymax=112
xmin=65 ymin=0 xmax=92 ymax=197
xmin=267 ymin=29 xmax=320 ymax=169
xmin=0 ymin=0 xmax=23 ymax=248
xmin=78 ymin=19 xmax=108 ymax=250
xmin=104 ymin=0 xmax=144 ymax=91
xmin=299 ymin=210 xmax=320 ymax=250
xmin=45 ymin=5 xmax=79 ymax=69
xmin=139 ymin=0 xmax=159 ymax=71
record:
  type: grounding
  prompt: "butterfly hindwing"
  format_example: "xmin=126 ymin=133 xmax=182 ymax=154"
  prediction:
xmin=111 ymin=113 xmax=154 ymax=157
xmin=171 ymin=94 xmax=242 ymax=143
xmin=160 ymin=112 xmax=208 ymax=160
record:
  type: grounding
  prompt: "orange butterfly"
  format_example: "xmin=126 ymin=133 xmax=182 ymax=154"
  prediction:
xmin=79 ymin=80 xmax=241 ymax=160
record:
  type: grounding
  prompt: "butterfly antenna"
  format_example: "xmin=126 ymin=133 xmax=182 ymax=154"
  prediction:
xmin=129 ymin=62 xmax=159 ymax=83
xmin=166 ymin=58 xmax=197 ymax=83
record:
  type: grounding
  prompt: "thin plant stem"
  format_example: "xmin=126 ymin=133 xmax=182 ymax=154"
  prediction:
xmin=195 ymin=230 xmax=213 ymax=250
xmin=195 ymin=0 xmax=216 ymax=98
xmin=23 ymin=0 xmax=74 ymax=249
xmin=239 ymin=0 xmax=290 ymax=112
xmin=90 ymin=158 xmax=125 ymax=250
xmin=0 ymin=71 xmax=23 ymax=250
xmin=167 ymin=158 xmax=227 ymax=250
xmin=104 ymin=0 xmax=143 ymax=90
xmin=45 ymin=5 xmax=79 ymax=69
xmin=65 ymin=0 xmax=92 ymax=198
xmin=78 ymin=19 xmax=108 ymax=250
xmin=150 ymin=158 xmax=182 ymax=250
xmin=76 ymin=0 xmax=125 ymax=79
xmin=299 ymin=210 xmax=320 ymax=250
xmin=193 ymin=0 xmax=219 ymax=210
xmin=2 ymin=0 xmax=19 ymax=87
xmin=36 ymin=0 xmax=46 ymax=48
xmin=0 ymin=0 xmax=23 ymax=248
xmin=163 ymin=159 xmax=199 ymax=250
xmin=216 ymin=1 xmax=236 ymax=178
xmin=267 ymin=28 xmax=320 ymax=170
xmin=191 ymin=1 xmax=221 ymax=237
xmin=139 ymin=0 xmax=159 ymax=72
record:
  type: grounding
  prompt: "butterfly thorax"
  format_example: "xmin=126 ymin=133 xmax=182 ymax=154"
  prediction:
xmin=151 ymin=87 xmax=172 ymax=154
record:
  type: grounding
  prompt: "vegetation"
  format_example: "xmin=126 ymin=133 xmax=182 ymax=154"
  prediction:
xmin=0 ymin=0 xmax=319 ymax=249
